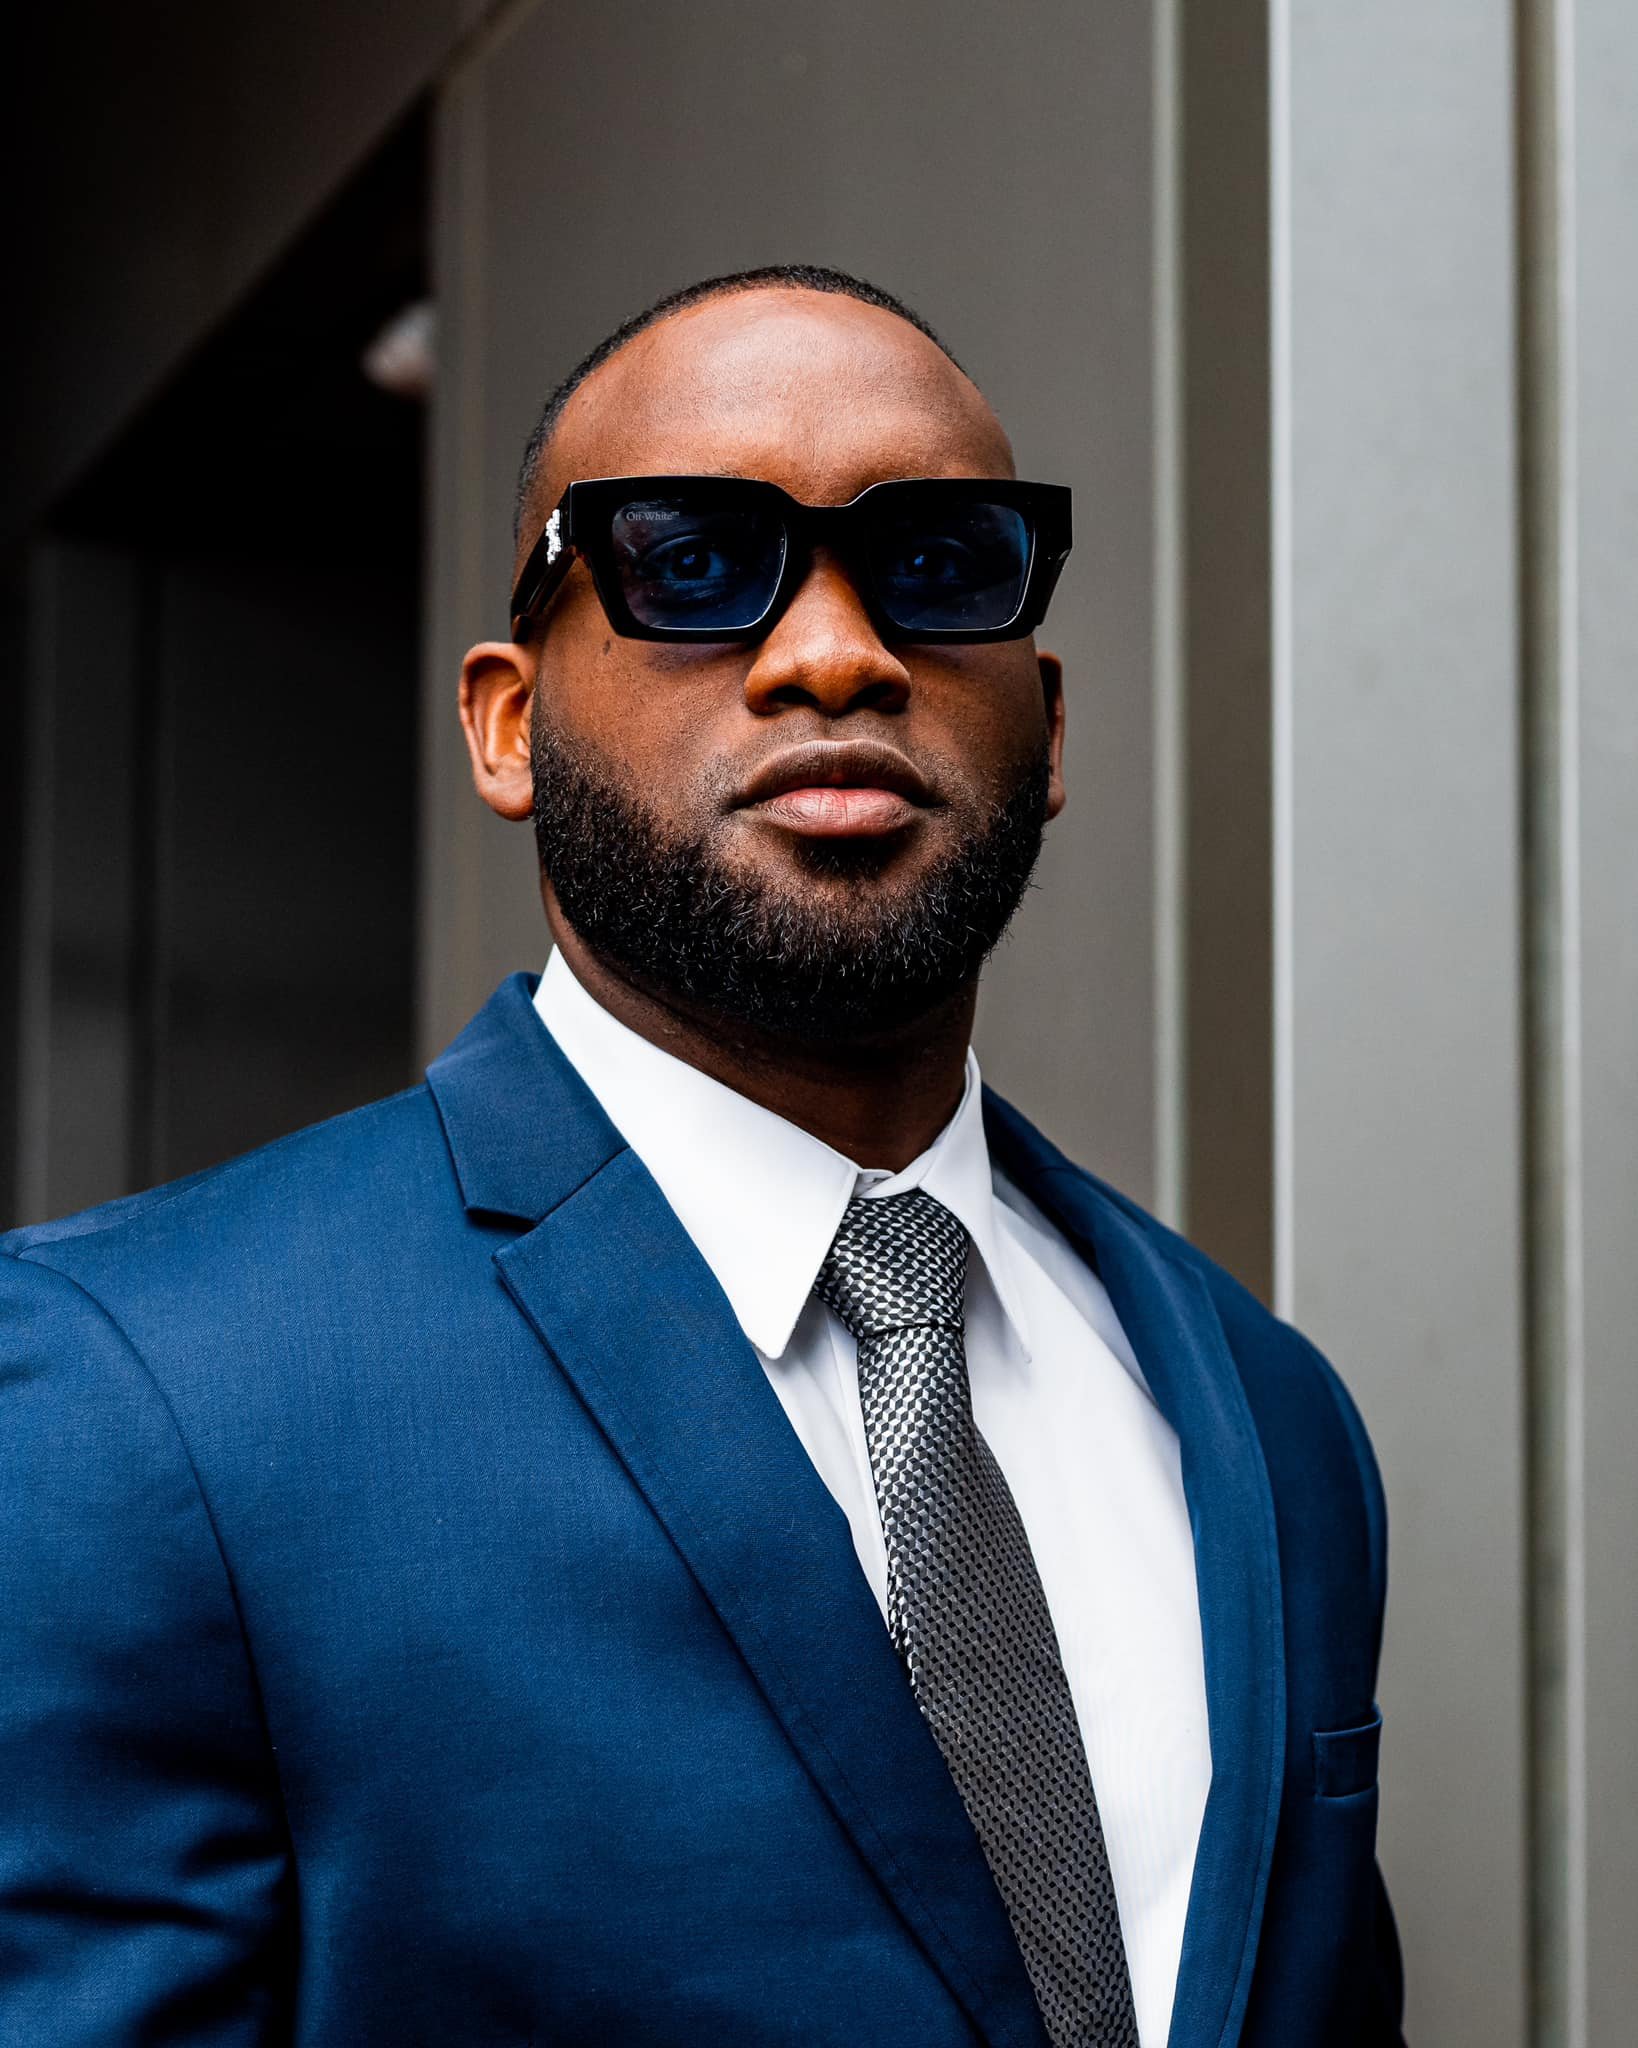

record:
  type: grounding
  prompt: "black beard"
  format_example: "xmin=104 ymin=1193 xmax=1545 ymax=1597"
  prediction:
xmin=530 ymin=709 xmax=1049 ymax=1046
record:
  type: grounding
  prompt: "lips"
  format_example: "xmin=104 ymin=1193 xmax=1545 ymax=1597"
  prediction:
xmin=758 ymin=786 xmax=919 ymax=834
xmin=735 ymin=742 xmax=936 ymax=839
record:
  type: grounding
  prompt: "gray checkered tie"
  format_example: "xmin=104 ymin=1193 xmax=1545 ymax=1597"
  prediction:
xmin=816 ymin=1189 xmax=1139 ymax=2048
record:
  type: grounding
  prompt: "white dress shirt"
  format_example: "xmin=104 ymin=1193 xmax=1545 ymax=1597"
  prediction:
xmin=534 ymin=950 xmax=1210 ymax=2047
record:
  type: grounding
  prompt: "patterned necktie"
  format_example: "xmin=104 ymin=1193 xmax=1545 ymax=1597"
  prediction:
xmin=816 ymin=1189 xmax=1140 ymax=2048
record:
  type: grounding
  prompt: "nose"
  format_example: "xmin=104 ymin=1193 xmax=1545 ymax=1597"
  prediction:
xmin=741 ymin=552 xmax=913 ymax=718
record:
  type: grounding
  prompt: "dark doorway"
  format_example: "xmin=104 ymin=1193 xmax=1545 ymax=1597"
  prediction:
xmin=6 ymin=112 xmax=428 ymax=1225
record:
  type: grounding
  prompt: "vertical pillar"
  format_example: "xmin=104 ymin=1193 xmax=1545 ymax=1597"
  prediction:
xmin=1179 ymin=7 xmax=1531 ymax=2041
xmin=1269 ymin=10 xmax=1528 ymax=2042
xmin=1524 ymin=2 xmax=1638 ymax=2039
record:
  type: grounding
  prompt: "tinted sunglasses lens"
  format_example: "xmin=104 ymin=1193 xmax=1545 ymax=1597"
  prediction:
xmin=871 ymin=499 xmax=1032 ymax=633
xmin=610 ymin=497 xmax=785 ymax=632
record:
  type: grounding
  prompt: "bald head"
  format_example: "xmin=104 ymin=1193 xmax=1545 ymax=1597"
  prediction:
xmin=512 ymin=266 xmax=1010 ymax=560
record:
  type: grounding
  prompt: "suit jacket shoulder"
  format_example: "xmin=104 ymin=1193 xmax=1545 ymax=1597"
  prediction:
xmin=2 ymin=1082 xmax=438 ymax=1275
xmin=2 ymin=1082 xmax=464 ymax=1344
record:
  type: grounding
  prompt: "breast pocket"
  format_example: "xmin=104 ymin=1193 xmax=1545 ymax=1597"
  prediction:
xmin=1312 ymin=1707 xmax=1383 ymax=1799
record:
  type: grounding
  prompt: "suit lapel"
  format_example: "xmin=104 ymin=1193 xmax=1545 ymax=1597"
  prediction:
xmin=428 ymin=979 xmax=1050 ymax=2048
xmin=984 ymin=1093 xmax=1287 ymax=2048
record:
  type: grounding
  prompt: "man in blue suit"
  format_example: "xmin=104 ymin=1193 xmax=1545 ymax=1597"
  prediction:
xmin=1 ymin=266 xmax=1403 ymax=2046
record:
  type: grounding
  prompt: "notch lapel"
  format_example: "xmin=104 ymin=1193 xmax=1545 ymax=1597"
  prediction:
xmin=984 ymin=1094 xmax=1287 ymax=2048
xmin=428 ymin=980 xmax=1050 ymax=2048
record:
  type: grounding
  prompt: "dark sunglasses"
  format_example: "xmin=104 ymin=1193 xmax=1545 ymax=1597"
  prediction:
xmin=510 ymin=474 xmax=1072 ymax=645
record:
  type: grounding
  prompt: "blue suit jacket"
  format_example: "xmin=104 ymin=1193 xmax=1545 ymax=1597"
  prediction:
xmin=0 ymin=976 xmax=1403 ymax=2046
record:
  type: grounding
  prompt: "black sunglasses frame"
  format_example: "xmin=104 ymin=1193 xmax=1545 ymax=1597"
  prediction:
xmin=510 ymin=474 xmax=1073 ymax=646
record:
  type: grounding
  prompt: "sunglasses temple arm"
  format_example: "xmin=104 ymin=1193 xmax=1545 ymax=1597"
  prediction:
xmin=509 ymin=505 xmax=575 ymax=643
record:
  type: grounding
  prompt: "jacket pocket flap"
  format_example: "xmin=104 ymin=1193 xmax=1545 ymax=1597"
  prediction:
xmin=1313 ymin=1710 xmax=1382 ymax=1798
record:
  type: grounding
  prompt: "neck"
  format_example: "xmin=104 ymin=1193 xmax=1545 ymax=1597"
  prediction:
xmin=547 ymin=916 xmax=975 ymax=1172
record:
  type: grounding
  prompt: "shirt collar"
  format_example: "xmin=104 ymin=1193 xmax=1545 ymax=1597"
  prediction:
xmin=533 ymin=950 xmax=1031 ymax=1361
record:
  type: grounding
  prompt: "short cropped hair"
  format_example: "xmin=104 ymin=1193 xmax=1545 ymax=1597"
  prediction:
xmin=512 ymin=263 xmax=962 ymax=541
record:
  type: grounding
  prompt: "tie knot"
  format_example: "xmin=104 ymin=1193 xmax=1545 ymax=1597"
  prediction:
xmin=815 ymin=1189 xmax=969 ymax=1341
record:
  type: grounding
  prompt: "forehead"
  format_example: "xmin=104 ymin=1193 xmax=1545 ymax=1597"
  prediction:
xmin=537 ymin=289 xmax=1014 ymax=520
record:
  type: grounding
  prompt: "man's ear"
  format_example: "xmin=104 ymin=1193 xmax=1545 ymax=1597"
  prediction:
xmin=1038 ymin=650 xmax=1067 ymax=820
xmin=459 ymin=642 xmax=536 ymax=822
